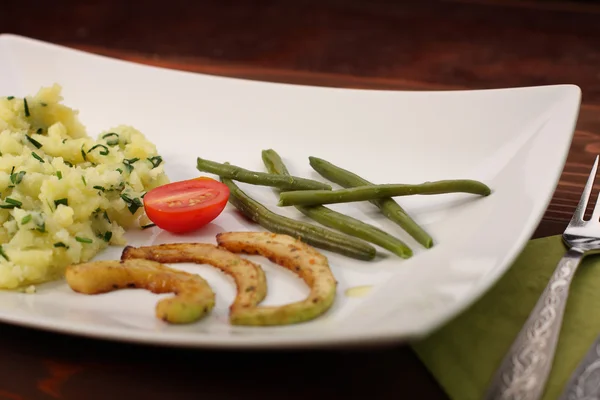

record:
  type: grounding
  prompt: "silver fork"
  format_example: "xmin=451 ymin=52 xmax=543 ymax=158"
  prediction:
xmin=558 ymin=333 xmax=600 ymax=400
xmin=484 ymin=155 xmax=600 ymax=400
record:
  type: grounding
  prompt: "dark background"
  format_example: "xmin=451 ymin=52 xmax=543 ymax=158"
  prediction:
xmin=5 ymin=0 xmax=600 ymax=102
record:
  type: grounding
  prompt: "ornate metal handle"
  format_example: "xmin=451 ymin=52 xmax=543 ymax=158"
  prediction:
xmin=484 ymin=248 xmax=584 ymax=400
xmin=558 ymin=334 xmax=600 ymax=400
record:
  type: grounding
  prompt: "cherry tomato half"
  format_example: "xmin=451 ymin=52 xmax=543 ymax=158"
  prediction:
xmin=143 ymin=177 xmax=230 ymax=233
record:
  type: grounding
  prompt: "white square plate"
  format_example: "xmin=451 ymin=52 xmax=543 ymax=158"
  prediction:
xmin=0 ymin=34 xmax=580 ymax=348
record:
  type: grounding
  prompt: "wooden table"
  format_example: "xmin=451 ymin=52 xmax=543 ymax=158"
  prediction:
xmin=2 ymin=0 xmax=600 ymax=398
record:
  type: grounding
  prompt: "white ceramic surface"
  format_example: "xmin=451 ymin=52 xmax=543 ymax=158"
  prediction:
xmin=0 ymin=34 xmax=581 ymax=348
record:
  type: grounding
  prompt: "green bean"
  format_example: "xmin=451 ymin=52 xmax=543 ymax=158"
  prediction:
xmin=197 ymin=157 xmax=331 ymax=191
xmin=278 ymin=180 xmax=491 ymax=207
xmin=262 ymin=149 xmax=412 ymax=258
xmin=309 ymin=157 xmax=434 ymax=248
xmin=220 ymin=177 xmax=376 ymax=261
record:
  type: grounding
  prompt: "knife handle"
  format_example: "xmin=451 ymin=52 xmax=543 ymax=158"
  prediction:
xmin=483 ymin=248 xmax=584 ymax=400
xmin=558 ymin=334 xmax=600 ymax=400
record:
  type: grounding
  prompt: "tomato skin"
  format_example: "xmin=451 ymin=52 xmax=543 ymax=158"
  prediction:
xmin=143 ymin=177 xmax=230 ymax=233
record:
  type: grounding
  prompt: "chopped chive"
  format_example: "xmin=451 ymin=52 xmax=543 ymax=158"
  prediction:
xmin=93 ymin=185 xmax=105 ymax=192
xmin=103 ymin=211 xmax=111 ymax=223
xmin=23 ymin=98 xmax=30 ymax=117
xmin=62 ymin=139 xmax=68 ymax=144
xmin=81 ymin=176 xmax=87 ymax=186
xmin=21 ymin=214 xmax=32 ymax=225
xmin=13 ymin=171 xmax=27 ymax=185
xmin=32 ymin=152 xmax=44 ymax=163
xmin=0 ymin=204 xmax=16 ymax=209
xmin=26 ymin=135 xmax=43 ymax=149
xmin=75 ymin=236 xmax=92 ymax=244
xmin=116 ymin=168 xmax=123 ymax=174
xmin=141 ymin=223 xmax=156 ymax=229
xmin=36 ymin=128 xmax=43 ymax=134
xmin=102 ymin=133 xmax=119 ymax=146
xmin=120 ymin=194 xmax=142 ymax=214
xmin=87 ymin=144 xmax=109 ymax=156
xmin=56 ymin=171 xmax=62 ymax=180
xmin=10 ymin=172 xmax=23 ymax=184
xmin=36 ymin=222 xmax=46 ymax=233
xmin=0 ymin=245 xmax=9 ymax=261
xmin=80 ymin=146 xmax=87 ymax=161
xmin=123 ymin=158 xmax=139 ymax=173
xmin=54 ymin=198 xmax=68 ymax=207
xmin=54 ymin=242 xmax=68 ymax=248
xmin=64 ymin=160 xmax=73 ymax=167
xmin=10 ymin=171 xmax=25 ymax=185
xmin=129 ymin=198 xmax=143 ymax=214
xmin=147 ymin=156 xmax=163 ymax=169
xmin=6 ymin=96 xmax=14 ymax=100
xmin=5 ymin=198 xmax=22 ymax=207
xmin=103 ymin=231 xmax=112 ymax=242
xmin=40 ymin=102 xmax=47 ymax=107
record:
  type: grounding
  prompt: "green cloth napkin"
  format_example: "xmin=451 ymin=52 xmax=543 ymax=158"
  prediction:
xmin=413 ymin=235 xmax=600 ymax=400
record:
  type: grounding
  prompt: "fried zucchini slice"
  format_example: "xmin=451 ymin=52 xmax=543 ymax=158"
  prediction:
xmin=120 ymin=243 xmax=267 ymax=315
xmin=216 ymin=231 xmax=337 ymax=326
xmin=65 ymin=259 xmax=215 ymax=324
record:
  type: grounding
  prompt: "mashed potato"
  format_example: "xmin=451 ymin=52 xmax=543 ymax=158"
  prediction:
xmin=0 ymin=84 xmax=169 ymax=289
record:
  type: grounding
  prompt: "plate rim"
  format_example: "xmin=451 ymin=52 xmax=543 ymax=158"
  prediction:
xmin=0 ymin=33 xmax=582 ymax=349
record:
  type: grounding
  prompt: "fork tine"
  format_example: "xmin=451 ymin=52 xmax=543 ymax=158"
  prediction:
xmin=591 ymin=171 xmax=600 ymax=222
xmin=571 ymin=155 xmax=599 ymax=223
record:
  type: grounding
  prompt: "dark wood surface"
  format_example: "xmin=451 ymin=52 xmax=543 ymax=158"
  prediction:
xmin=2 ymin=0 xmax=600 ymax=398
